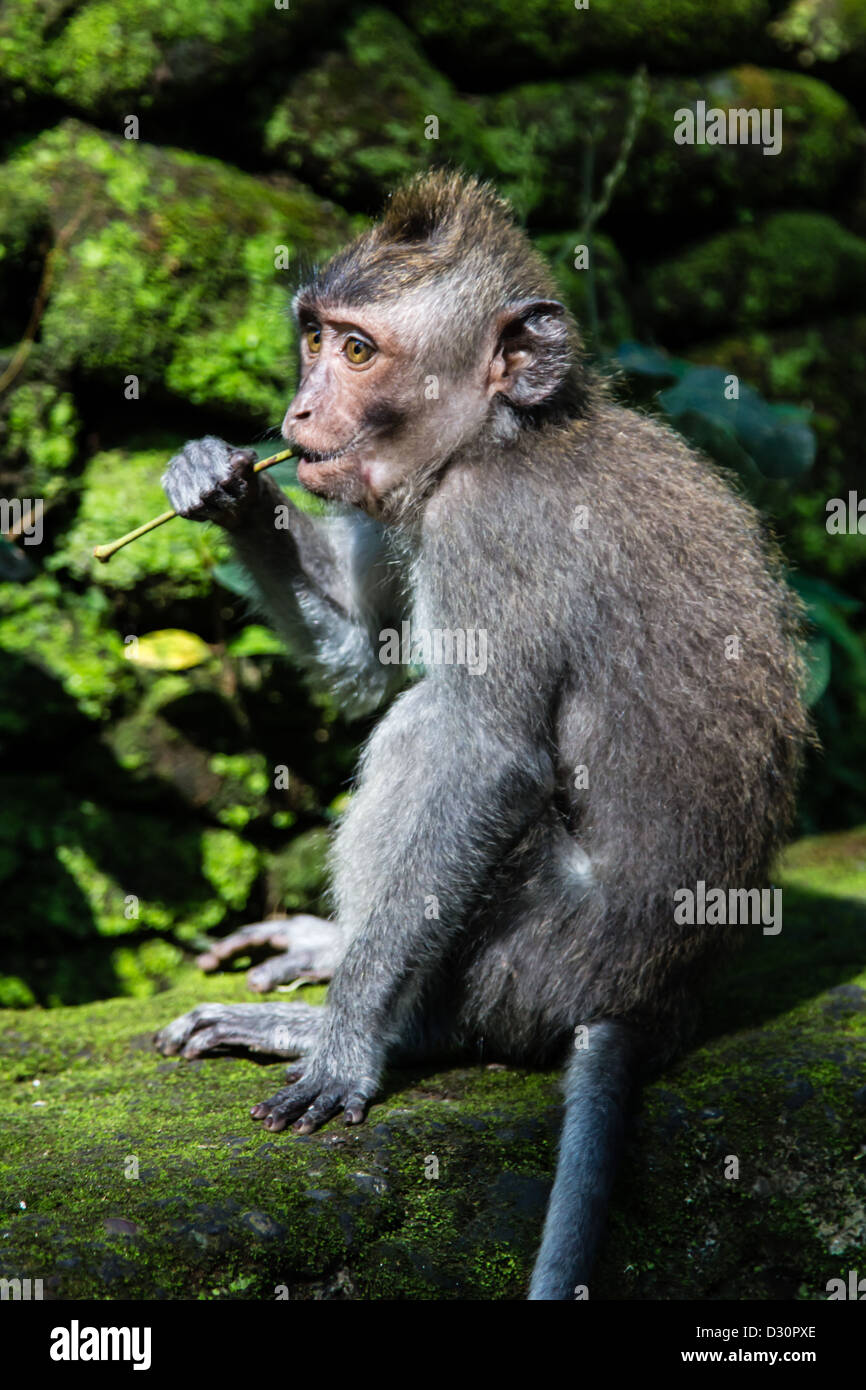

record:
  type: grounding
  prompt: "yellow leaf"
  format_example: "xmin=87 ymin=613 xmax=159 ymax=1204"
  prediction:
xmin=126 ymin=629 xmax=212 ymax=670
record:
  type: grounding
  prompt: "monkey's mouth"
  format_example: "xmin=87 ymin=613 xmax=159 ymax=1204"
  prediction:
xmin=293 ymin=435 xmax=370 ymax=499
xmin=297 ymin=445 xmax=353 ymax=467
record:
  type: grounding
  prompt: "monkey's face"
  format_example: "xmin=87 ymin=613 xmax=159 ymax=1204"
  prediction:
xmin=283 ymin=294 xmax=572 ymax=516
xmin=283 ymin=299 xmax=493 ymax=515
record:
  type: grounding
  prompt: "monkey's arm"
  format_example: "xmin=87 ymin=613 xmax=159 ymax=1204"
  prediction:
xmin=250 ymin=677 xmax=555 ymax=1132
xmin=162 ymin=438 xmax=405 ymax=716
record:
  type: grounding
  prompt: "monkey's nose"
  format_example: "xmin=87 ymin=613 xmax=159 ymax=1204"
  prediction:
xmin=281 ymin=407 xmax=309 ymax=439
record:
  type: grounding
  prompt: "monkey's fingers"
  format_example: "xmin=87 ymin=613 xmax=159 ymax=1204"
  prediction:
xmin=343 ymin=1092 xmax=370 ymax=1126
xmin=195 ymin=920 xmax=295 ymax=971
xmin=155 ymin=1002 xmax=320 ymax=1058
xmin=196 ymin=915 xmax=341 ymax=987
xmin=250 ymin=1074 xmax=373 ymax=1133
xmin=250 ymin=1082 xmax=323 ymax=1131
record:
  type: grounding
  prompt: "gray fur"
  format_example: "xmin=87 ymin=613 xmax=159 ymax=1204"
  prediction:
xmin=157 ymin=172 xmax=809 ymax=1298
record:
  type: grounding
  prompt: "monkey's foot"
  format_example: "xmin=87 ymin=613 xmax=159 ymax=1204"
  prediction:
xmin=155 ymin=1001 xmax=324 ymax=1059
xmin=251 ymin=1067 xmax=378 ymax=1134
xmin=195 ymin=915 xmax=343 ymax=991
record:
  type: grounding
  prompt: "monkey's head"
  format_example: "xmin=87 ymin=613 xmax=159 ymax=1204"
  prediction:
xmin=283 ymin=171 xmax=584 ymax=519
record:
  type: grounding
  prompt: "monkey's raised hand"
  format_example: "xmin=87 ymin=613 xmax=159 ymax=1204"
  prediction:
xmin=162 ymin=437 xmax=261 ymax=530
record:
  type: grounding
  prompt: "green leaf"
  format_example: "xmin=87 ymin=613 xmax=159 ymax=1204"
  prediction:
xmin=613 ymin=341 xmax=684 ymax=381
xmin=226 ymin=624 xmax=285 ymax=658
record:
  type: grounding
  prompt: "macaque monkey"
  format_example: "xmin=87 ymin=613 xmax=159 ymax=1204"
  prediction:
xmin=156 ymin=172 xmax=807 ymax=1299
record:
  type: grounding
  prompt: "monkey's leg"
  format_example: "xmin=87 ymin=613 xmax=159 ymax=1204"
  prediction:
xmin=195 ymin=915 xmax=343 ymax=991
xmin=528 ymin=1019 xmax=638 ymax=1300
xmin=155 ymin=1001 xmax=324 ymax=1060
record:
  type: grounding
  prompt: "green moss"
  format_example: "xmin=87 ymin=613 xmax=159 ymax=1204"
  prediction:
xmin=0 ymin=573 xmax=131 ymax=722
xmin=645 ymin=212 xmax=866 ymax=341
xmin=0 ymin=0 xmax=352 ymax=113
xmin=201 ymin=828 xmax=260 ymax=910
xmin=5 ymin=383 xmax=79 ymax=480
xmin=778 ymin=826 xmax=866 ymax=902
xmin=111 ymin=939 xmax=185 ymax=999
xmin=618 ymin=66 xmax=862 ymax=225
xmin=770 ymin=0 xmax=866 ymax=69
xmin=0 ymin=121 xmax=349 ymax=419
xmin=0 ymin=976 xmax=36 ymax=1008
xmin=264 ymin=10 xmax=485 ymax=205
xmin=404 ymin=0 xmax=778 ymax=77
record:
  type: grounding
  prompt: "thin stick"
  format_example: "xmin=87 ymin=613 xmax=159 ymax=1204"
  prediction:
xmin=92 ymin=448 xmax=295 ymax=563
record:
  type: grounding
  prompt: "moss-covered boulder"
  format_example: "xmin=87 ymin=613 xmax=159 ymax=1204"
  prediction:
xmin=643 ymin=212 xmax=866 ymax=342
xmin=632 ymin=66 xmax=864 ymax=226
xmin=0 ymin=0 xmax=352 ymax=119
xmin=477 ymin=66 xmax=863 ymax=236
xmin=1 ymin=829 xmax=864 ymax=1299
xmin=264 ymin=10 xmax=485 ymax=207
xmin=0 ymin=121 xmax=350 ymax=421
xmin=402 ymin=0 xmax=781 ymax=82
xmin=769 ymin=0 xmax=866 ymax=95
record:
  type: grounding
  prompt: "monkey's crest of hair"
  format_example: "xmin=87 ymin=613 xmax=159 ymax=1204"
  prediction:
xmin=381 ymin=170 xmax=516 ymax=249
xmin=318 ymin=170 xmax=545 ymax=296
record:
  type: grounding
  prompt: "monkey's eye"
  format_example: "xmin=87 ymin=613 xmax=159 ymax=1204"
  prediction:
xmin=344 ymin=336 xmax=375 ymax=366
xmin=305 ymin=327 xmax=322 ymax=354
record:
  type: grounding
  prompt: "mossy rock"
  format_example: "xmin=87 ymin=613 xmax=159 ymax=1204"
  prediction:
xmin=0 ymin=0 xmax=352 ymax=117
xmin=0 ymin=382 xmax=80 ymax=498
xmin=770 ymin=0 xmax=866 ymax=93
xmin=402 ymin=0 xmax=781 ymax=83
xmin=643 ymin=212 xmax=866 ymax=342
xmin=0 ymin=120 xmax=350 ymax=420
xmin=475 ymin=65 xmax=863 ymax=238
xmin=0 ymin=573 xmax=133 ymax=726
xmin=0 ymin=766 xmax=252 ymax=963
xmin=1 ymin=829 xmax=864 ymax=1298
xmin=264 ymin=9 xmax=485 ymax=207
xmin=631 ymin=66 xmax=864 ymax=229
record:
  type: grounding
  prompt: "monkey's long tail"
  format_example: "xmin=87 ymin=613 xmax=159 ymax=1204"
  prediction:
xmin=528 ymin=1019 xmax=637 ymax=1300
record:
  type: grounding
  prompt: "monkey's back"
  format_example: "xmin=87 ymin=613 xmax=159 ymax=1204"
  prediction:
xmin=437 ymin=402 xmax=809 ymax=1059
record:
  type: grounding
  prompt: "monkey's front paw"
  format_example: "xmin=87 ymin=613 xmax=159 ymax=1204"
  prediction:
xmin=162 ymin=437 xmax=260 ymax=529
xmin=154 ymin=1002 xmax=315 ymax=1060
xmin=251 ymin=1067 xmax=378 ymax=1134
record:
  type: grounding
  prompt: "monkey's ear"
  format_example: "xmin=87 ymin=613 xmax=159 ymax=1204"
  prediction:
xmin=490 ymin=300 xmax=570 ymax=406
